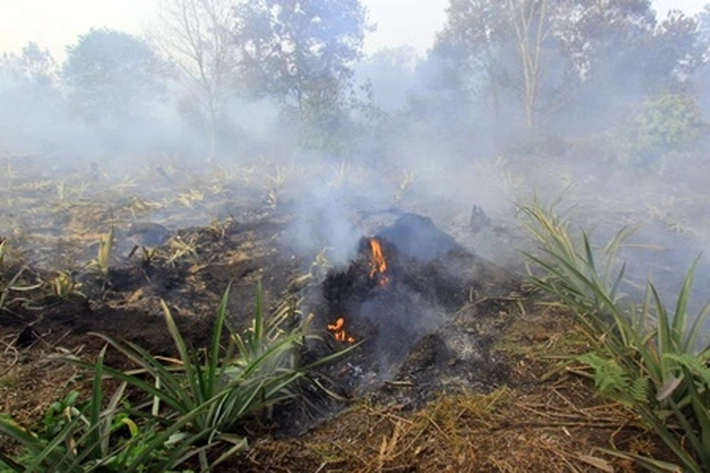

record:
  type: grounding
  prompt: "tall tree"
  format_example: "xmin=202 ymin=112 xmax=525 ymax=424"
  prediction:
xmin=553 ymin=0 xmax=656 ymax=83
xmin=433 ymin=0 xmax=509 ymax=141
xmin=355 ymin=46 xmax=418 ymax=111
xmin=234 ymin=0 xmax=370 ymax=148
xmin=554 ymin=1 xmax=706 ymax=136
xmin=63 ymin=29 xmax=167 ymax=122
xmin=435 ymin=0 xmax=705 ymax=135
xmin=0 ymin=43 xmax=62 ymax=153
xmin=0 ymin=42 xmax=59 ymax=88
xmin=435 ymin=0 xmax=564 ymax=131
xmin=698 ymin=4 xmax=710 ymax=45
xmin=651 ymin=10 xmax=707 ymax=85
xmin=152 ymin=0 xmax=239 ymax=160
xmin=506 ymin=0 xmax=555 ymax=129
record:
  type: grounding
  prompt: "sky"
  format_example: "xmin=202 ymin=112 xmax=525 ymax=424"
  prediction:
xmin=0 ymin=0 xmax=706 ymax=61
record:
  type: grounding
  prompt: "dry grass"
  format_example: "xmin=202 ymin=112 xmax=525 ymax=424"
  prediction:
xmin=2 ymin=304 xmax=666 ymax=472
xmin=229 ymin=306 xmax=670 ymax=473
xmin=0 ymin=154 xmax=696 ymax=471
xmin=233 ymin=385 xmax=654 ymax=472
xmin=0 ymin=334 xmax=87 ymax=424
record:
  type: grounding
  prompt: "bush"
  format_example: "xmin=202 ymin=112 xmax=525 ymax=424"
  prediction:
xmin=521 ymin=197 xmax=710 ymax=472
xmin=0 ymin=281 xmax=348 ymax=472
xmin=612 ymin=93 xmax=708 ymax=167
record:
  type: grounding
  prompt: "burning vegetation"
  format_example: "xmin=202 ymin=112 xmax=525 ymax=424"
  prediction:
xmin=368 ymin=238 xmax=389 ymax=287
xmin=1 ymin=0 xmax=710 ymax=471
xmin=327 ymin=316 xmax=355 ymax=343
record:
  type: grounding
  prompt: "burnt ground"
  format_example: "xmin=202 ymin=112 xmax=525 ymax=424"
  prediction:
xmin=0 ymin=155 xmax=683 ymax=471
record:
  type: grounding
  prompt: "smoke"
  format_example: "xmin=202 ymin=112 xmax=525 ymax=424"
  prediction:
xmin=286 ymin=185 xmax=362 ymax=267
xmin=1 ymin=1 xmax=710 ymax=331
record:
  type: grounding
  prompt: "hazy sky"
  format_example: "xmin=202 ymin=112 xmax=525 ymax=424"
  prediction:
xmin=0 ymin=0 xmax=705 ymax=61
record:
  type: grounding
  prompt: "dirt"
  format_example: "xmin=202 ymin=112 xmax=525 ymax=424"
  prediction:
xmin=0 ymin=155 xmax=678 ymax=471
xmin=225 ymin=305 xmax=672 ymax=473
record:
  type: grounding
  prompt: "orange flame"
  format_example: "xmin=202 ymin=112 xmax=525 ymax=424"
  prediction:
xmin=327 ymin=317 xmax=355 ymax=343
xmin=369 ymin=238 xmax=389 ymax=287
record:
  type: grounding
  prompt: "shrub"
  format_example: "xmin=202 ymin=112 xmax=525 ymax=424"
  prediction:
xmin=521 ymin=197 xmax=710 ymax=472
xmin=613 ymin=93 xmax=708 ymax=167
xmin=0 ymin=281 xmax=350 ymax=472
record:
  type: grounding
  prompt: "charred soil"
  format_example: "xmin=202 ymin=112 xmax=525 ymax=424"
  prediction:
xmin=0 ymin=157 xmax=675 ymax=471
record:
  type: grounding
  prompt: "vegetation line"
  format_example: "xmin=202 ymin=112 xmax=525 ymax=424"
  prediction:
xmin=0 ymin=281 xmax=349 ymax=472
xmin=521 ymin=196 xmax=710 ymax=473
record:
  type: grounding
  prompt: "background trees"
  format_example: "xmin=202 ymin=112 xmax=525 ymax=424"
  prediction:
xmin=0 ymin=43 xmax=62 ymax=153
xmin=433 ymin=0 xmax=569 ymax=138
xmin=152 ymin=0 xmax=238 ymax=160
xmin=431 ymin=0 xmax=708 ymax=149
xmin=63 ymin=28 xmax=168 ymax=123
xmin=0 ymin=0 xmax=709 ymax=164
xmin=0 ymin=42 xmax=59 ymax=89
xmin=234 ymin=0 xmax=370 ymax=150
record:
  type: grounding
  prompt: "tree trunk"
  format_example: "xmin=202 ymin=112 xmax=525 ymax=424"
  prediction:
xmin=207 ymin=101 xmax=217 ymax=162
xmin=506 ymin=0 xmax=549 ymax=130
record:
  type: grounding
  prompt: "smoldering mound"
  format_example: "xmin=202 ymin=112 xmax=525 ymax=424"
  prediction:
xmin=309 ymin=212 xmax=517 ymax=388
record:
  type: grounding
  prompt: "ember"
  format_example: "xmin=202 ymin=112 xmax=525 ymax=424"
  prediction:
xmin=317 ymin=212 xmax=517 ymax=382
xmin=368 ymin=238 xmax=389 ymax=287
xmin=327 ymin=317 xmax=355 ymax=343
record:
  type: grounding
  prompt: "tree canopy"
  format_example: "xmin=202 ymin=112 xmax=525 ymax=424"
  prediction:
xmin=152 ymin=0 xmax=238 ymax=159
xmin=234 ymin=0 xmax=369 ymax=114
xmin=232 ymin=0 xmax=371 ymax=150
xmin=63 ymin=28 xmax=168 ymax=121
xmin=433 ymin=0 xmax=707 ymax=133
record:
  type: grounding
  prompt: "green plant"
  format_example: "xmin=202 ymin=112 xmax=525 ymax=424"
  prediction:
xmin=128 ymin=245 xmax=159 ymax=267
xmin=613 ymin=93 xmax=708 ymax=167
xmin=70 ymin=281 xmax=350 ymax=471
xmin=165 ymin=236 xmax=198 ymax=266
xmin=288 ymin=247 xmax=335 ymax=291
xmin=56 ymin=182 xmax=66 ymax=201
xmin=329 ymin=162 xmax=351 ymax=188
xmin=263 ymin=165 xmax=294 ymax=209
xmin=0 ymin=265 xmax=43 ymax=312
xmin=394 ymin=170 xmax=416 ymax=203
xmin=128 ymin=197 xmax=162 ymax=219
xmin=48 ymin=271 xmax=83 ymax=300
xmin=206 ymin=216 xmax=235 ymax=241
xmin=175 ymin=189 xmax=205 ymax=208
xmin=0 ymin=347 xmax=194 ymax=472
xmin=87 ymin=228 xmax=114 ymax=278
xmin=521 ymin=197 xmax=710 ymax=472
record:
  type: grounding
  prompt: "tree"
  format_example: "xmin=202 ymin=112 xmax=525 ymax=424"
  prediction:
xmin=233 ymin=0 xmax=370 ymax=149
xmin=553 ymin=0 xmax=656 ymax=82
xmin=434 ymin=0 xmax=706 ymax=137
xmin=433 ymin=0 xmax=509 ymax=143
xmin=151 ymin=0 xmax=239 ymax=160
xmin=699 ymin=4 xmax=710 ymax=46
xmin=694 ymin=4 xmax=710 ymax=111
xmin=556 ymin=2 xmax=707 ymax=94
xmin=651 ymin=10 xmax=706 ymax=84
xmin=435 ymin=0 xmax=565 ymax=132
xmin=355 ymin=47 xmax=418 ymax=111
xmin=506 ymin=0 xmax=555 ymax=129
xmin=0 ymin=42 xmax=59 ymax=88
xmin=0 ymin=43 xmax=63 ymax=153
xmin=63 ymin=28 xmax=168 ymax=122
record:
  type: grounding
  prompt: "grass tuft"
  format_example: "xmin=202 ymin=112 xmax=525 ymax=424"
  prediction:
xmin=521 ymin=196 xmax=710 ymax=472
xmin=0 ymin=281 xmax=350 ymax=472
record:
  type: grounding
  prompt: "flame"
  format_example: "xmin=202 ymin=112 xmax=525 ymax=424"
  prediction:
xmin=327 ymin=317 xmax=355 ymax=343
xmin=368 ymin=238 xmax=389 ymax=287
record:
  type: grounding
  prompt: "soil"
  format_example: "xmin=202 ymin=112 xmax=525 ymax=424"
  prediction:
xmin=0 ymin=155 xmax=678 ymax=471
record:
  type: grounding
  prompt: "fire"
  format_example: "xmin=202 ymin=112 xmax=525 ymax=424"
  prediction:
xmin=327 ymin=317 xmax=355 ymax=343
xmin=368 ymin=238 xmax=389 ymax=287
